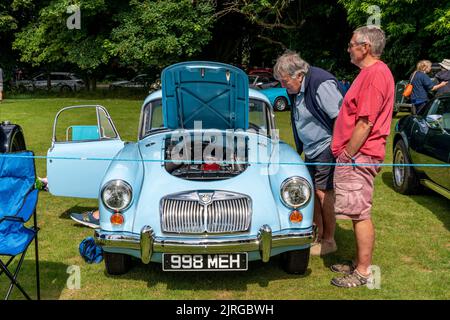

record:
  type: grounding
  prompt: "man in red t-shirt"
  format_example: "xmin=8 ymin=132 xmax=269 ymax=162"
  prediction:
xmin=330 ymin=26 xmax=394 ymax=288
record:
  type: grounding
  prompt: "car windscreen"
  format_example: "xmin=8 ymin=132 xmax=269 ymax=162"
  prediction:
xmin=141 ymin=98 xmax=271 ymax=138
xmin=141 ymin=99 xmax=166 ymax=138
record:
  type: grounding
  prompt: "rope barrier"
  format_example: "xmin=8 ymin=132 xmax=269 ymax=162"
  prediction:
xmin=1 ymin=153 xmax=449 ymax=167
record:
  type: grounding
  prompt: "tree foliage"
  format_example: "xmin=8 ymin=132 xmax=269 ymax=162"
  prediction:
xmin=2 ymin=0 xmax=448 ymax=84
xmin=339 ymin=0 xmax=450 ymax=77
xmin=107 ymin=0 xmax=215 ymax=68
xmin=210 ymin=0 xmax=354 ymax=78
xmin=13 ymin=0 xmax=112 ymax=70
xmin=12 ymin=0 xmax=215 ymax=73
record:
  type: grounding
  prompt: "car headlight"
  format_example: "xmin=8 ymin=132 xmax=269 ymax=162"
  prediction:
xmin=280 ymin=177 xmax=311 ymax=208
xmin=101 ymin=180 xmax=132 ymax=212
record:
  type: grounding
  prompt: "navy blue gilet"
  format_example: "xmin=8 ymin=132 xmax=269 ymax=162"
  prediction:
xmin=289 ymin=66 xmax=343 ymax=155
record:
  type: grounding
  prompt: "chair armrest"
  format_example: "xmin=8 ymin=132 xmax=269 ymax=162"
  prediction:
xmin=14 ymin=188 xmax=38 ymax=222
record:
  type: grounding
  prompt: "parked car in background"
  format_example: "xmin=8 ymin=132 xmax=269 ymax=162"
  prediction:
xmin=248 ymin=67 xmax=273 ymax=78
xmin=260 ymin=86 xmax=292 ymax=111
xmin=47 ymin=61 xmax=316 ymax=276
xmin=109 ymin=74 xmax=154 ymax=91
xmin=392 ymin=93 xmax=450 ymax=199
xmin=13 ymin=72 xmax=85 ymax=93
xmin=248 ymin=74 xmax=279 ymax=90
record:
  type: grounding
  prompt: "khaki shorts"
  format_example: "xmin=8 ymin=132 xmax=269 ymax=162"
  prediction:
xmin=334 ymin=152 xmax=381 ymax=221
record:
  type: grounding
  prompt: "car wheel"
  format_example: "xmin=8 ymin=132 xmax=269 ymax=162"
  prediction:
xmin=281 ymin=247 xmax=310 ymax=275
xmin=274 ymin=97 xmax=288 ymax=112
xmin=392 ymin=139 xmax=420 ymax=194
xmin=10 ymin=131 xmax=26 ymax=152
xmin=60 ymin=85 xmax=72 ymax=93
xmin=104 ymin=252 xmax=132 ymax=275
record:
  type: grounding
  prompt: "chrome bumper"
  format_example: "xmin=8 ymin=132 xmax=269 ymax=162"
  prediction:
xmin=95 ymin=225 xmax=315 ymax=264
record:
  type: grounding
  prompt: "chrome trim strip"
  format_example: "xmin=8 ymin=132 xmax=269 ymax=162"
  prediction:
xmin=95 ymin=226 xmax=315 ymax=263
xmin=52 ymin=105 xmax=121 ymax=145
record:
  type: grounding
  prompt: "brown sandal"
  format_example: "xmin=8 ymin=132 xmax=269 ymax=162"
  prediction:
xmin=330 ymin=260 xmax=356 ymax=275
xmin=331 ymin=269 xmax=369 ymax=288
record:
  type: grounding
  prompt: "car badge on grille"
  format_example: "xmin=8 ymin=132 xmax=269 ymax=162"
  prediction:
xmin=198 ymin=192 xmax=213 ymax=205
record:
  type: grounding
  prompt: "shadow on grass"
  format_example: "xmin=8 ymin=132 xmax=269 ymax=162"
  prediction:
xmin=318 ymin=222 xmax=355 ymax=269
xmin=381 ymin=171 xmax=450 ymax=231
xmin=59 ymin=206 xmax=97 ymax=220
xmin=104 ymin=256 xmax=312 ymax=291
xmin=0 ymin=259 xmax=70 ymax=300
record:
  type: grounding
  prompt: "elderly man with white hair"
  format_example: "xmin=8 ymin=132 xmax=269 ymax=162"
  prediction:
xmin=330 ymin=26 xmax=395 ymax=288
xmin=273 ymin=51 xmax=344 ymax=257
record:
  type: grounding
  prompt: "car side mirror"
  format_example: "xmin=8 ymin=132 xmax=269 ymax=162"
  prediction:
xmin=426 ymin=115 xmax=448 ymax=134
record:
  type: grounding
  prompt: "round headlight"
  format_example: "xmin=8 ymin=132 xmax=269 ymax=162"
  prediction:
xmin=101 ymin=180 xmax=132 ymax=212
xmin=280 ymin=177 xmax=311 ymax=208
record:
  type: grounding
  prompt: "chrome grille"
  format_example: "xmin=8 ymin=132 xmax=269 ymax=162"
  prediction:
xmin=160 ymin=191 xmax=251 ymax=234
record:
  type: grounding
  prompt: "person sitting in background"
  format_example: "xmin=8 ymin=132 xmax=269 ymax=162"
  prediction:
xmin=410 ymin=60 xmax=448 ymax=113
xmin=435 ymin=59 xmax=450 ymax=96
xmin=70 ymin=210 xmax=100 ymax=229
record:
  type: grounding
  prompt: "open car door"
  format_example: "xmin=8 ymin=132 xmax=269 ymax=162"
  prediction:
xmin=47 ymin=105 xmax=125 ymax=198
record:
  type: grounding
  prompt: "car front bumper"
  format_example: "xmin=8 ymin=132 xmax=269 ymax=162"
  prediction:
xmin=95 ymin=225 xmax=316 ymax=264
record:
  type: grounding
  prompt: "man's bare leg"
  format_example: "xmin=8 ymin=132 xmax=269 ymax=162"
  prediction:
xmin=353 ymin=219 xmax=374 ymax=276
xmin=313 ymin=192 xmax=323 ymax=240
xmin=316 ymin=189 xmax=336 ymax=243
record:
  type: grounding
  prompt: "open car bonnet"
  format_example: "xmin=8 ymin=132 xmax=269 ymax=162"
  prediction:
xmin=162 ymin=61 xmax=249 ymax=130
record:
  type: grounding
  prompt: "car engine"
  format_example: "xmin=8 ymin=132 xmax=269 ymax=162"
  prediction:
xmin=164 ymin=135 xmax=248 ymax=180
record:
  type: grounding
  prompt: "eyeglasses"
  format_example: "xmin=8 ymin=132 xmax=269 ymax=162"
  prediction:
xmin=348 ymin=41 xmax=367 ymax=49
xmin=278 ymin=74 xmax=303 ymax=85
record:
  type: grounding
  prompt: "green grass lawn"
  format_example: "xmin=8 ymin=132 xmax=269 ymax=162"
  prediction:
xmin=1 ymin=98 xmax=449 ymax=300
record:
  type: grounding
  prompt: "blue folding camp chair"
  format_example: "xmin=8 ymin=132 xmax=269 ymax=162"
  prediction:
xmin=0 ymin=151 xmax=40 ymax=300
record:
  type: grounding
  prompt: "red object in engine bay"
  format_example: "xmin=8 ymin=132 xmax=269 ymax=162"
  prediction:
xmin=201 ymin=163 xmax=221 ymax=171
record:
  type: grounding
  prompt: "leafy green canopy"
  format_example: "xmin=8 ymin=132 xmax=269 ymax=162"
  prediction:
xmin=107 ymin=0 xmax=214 ymax=68
xmin=13 ymin=0 xmax=215 ymax=70
xmin=339 ymin=0 xmax=450 ymax=77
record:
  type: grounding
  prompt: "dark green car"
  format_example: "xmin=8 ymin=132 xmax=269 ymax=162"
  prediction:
xmin=392 ymin=93 xmax=450 ymax=199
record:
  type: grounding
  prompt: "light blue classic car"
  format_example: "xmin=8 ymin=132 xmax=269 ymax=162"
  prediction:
xmin=259 ymin=86 xmax=292 ymax=112
xmin=47 ymin=62 xmax=315 ymax=275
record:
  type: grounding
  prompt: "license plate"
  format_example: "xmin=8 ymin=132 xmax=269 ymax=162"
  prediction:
xmin=162 ymin=253 xmax=248 ymax=271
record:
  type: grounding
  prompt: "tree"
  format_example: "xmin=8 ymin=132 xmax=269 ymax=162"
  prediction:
xmin=12 ymin=0 xmax=116 ymax=89
xmin=208 ymin=0 xmax=354 ymax=78
xmin=0 ymin=0 xmax=39 ymax=84
xmin=106 ymin=0 xmax=215 ymax=69
xmin=12 ymin=0 xmax=215 ymax=89
xmin=339 ymin=0 xmax=450 ymax=78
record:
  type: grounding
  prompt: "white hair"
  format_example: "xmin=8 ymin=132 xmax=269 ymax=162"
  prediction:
xmin=273 ymin=51 xmax=310 ymax=80
xmin=354 ymin=26 xmax=386 ymax=58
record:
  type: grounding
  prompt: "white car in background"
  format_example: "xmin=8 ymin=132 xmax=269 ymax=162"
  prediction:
xmin=14 ymin=72 xmax=85 ymax=92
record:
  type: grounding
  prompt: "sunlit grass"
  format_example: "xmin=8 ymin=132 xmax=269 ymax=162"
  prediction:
xmin=1 ymin=99 xmax=449 ymax=299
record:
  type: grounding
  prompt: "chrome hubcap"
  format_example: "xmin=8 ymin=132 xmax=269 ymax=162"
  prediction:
xmin=394 ymin=149 xmax=405 ymax=186
xmin=276 ymin=99 xmax=286 ymax=110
